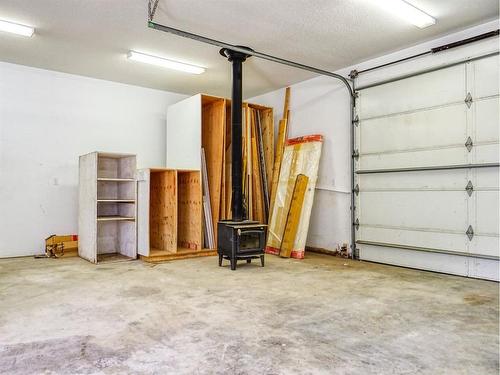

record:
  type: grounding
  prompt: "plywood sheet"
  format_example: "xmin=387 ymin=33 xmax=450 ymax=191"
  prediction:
xmin=177 ymin=171 xmax=202 ymax=250
xmin=150 ymin=170 xmax=177 ymax=253
xmin=201 ymin=98 xmax=225 ymax=241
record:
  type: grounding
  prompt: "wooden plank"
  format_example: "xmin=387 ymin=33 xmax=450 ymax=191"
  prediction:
xmin=201 ymin=98 xmax=225 ymax=243
xmin=280 ymin=174 xmax=309 ymax=258
xmin=177 ymin=171 xmax=202 ymax=250
xmin=245 ymin=104 xmax=253 ymax=220
xmin=255 ymin=109 xmax=270 ymax=220
xmin=259 ymin=108 xmax=274 ymax=195
xmin=224 ymin=102 xmax=232 ymax=219
xmin=283 ymin=87 xmax=291 ymax=121
xmin=149 ymin=170 xmax=177 ymax=253
xmin=201 ymin=148 xmax=215 ymax=249
xmin=251 ymin=111 xmax=264 ymax=222
xmin=269 ymin=118 xmax=288 ymax=221
xmin=140 ymin=248 xmax=217 ymax=263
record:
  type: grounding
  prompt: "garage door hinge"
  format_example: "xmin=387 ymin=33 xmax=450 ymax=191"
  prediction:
xmin=354 ymin=218 xmax=360 ymax=230
xmin=352 ymin=115 xmax=359 ymax=127
xmin=465 ymin=136 xmax=473 ymax=152
xmin=466 ymin=225 xmax=474 ymax=241
xmin=464 ymin=92 xmax=473 ymax=108
xmin=465 ymin=181 xmax=474 ymax=196
xmin=353 ymin=184 xmax=360 ymax=195
xmin=352 ymin=149 xmax=359 ymax=160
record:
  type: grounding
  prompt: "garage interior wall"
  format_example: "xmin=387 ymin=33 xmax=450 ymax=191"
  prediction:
xmin=0 ymin=20 xmax=497 ymax=260
xmin=249 ymin=19 xmax=499 ymax=255
xmin=0 ymin=62 xmax=186 ymax=257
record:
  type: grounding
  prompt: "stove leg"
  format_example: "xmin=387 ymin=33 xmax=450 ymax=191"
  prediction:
xmin=218 ymin=254 xmax=223 ymax=267
xmin=246 ymin=259 xmax=251 ymax=263
xmin=230 ymin=258 xmax=237 ymax=271
xmin=260 ymin=255 xmax=265 ymax=267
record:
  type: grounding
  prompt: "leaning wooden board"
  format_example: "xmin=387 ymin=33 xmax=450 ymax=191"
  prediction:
xmin=266 ymin=135 xmax=323 ymax=259
xmin=280 ymin=174 xmax=309 ymax=258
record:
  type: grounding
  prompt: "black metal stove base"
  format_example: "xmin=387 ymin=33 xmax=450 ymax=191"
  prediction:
xmin=217 ymin=220 xmax=266 ymax=271
xmin=219 ymin=253 xmax=264 ymax=270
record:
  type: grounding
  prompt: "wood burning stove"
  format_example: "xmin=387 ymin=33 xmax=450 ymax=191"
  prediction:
xmin=218 ymin=47 xmax=266 ymax=270
xmin=218 ymin=220 xmax=266 ymax=270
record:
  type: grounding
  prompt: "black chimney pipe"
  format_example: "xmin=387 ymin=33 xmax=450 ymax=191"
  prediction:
xmin=220 ymin=47 xmax=252 ymax=221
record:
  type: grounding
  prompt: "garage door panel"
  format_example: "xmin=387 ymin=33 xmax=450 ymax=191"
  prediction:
xmin=475 ymin=191 xmax=499 ymax=234
xmin=359 ymin=170 xmax=467 ymax=190
xmin=359 ymin=147 xmax=467 ymax=170
xmin=475 ymin=168 xmax=500 ymax=188
xmin=475 ymin=98 xmax=499 ymax=143
xmin=471 ymin=55 xmax=499 ymax=98
xmin=359 ymin=245 xmax=469 ymax=276
xmin=473 ymin=143 xmax=499 ymax=164
xmin=360 ymin=191 xmax=467 ymax=230
xmin=359 ymin=226 xmax=467 ymax=252
xmin=470 ymin=235 xmax=499 ymax=258
xmin=358 ymin=64 xmax=465 ymax=119
xmin=468 ymin=258 xmax=500 ymax=281
xmin=356 ymin=54 xmax=499 ymax=281
xmin=360 ymin=104 xmax=466 ymax=154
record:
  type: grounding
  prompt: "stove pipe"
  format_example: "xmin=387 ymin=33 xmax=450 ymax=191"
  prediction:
xmin=220 ymin=47 xmax=252 ymax=221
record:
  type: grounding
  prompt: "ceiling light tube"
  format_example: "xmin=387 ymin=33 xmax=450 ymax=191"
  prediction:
xmin=127 ymin=51 xmax=205 ymax=74
xmin=374 ymin=0 xmax=436 ymax=29
xmin=0 ymin=19 xmax=34 ymax=37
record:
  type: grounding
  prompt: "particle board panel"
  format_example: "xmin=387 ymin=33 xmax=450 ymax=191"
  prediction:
xmin=177 ymin=171 xmax=202 ymax=250
xmin=78 ymin=152 xmax=98 ymax=263
xmin=150 ymin=170 xmax=178 ymax=253
xmin=166 ymin=94 xmax=202 ymax=170
xmin=202 ymin=98 xmax=225 ymax=242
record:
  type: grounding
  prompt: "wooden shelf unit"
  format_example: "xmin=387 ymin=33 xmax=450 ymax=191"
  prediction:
xmin=79 ymin=152 xmax=137 ymax=264
xmin=137 ymin=168 xmax=202 ymax=261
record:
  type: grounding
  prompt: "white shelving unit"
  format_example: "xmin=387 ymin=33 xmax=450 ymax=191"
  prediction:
xmin=78 ymin=152 xmax=137 ymax=263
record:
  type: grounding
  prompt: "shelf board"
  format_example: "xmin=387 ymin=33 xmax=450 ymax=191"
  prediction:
xmin=97 ymin=199 xmax=136 ymax=203
xmin=97 ymin=177 xmax=135 ymax=182
xmin=97 ymin=216 xmax=135 ymax=222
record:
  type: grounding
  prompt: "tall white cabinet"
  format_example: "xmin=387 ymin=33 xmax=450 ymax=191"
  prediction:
xmin=78 ymin=152 xmax=137 ymax=263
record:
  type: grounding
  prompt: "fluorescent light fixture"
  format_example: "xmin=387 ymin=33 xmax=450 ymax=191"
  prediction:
xmin=0 ymin=19 xmax=34 ymax=37
xmin=374 ymin=0 xmax=436 ymax=29
xmin=127 ymin=51 xmax=205 ymax=74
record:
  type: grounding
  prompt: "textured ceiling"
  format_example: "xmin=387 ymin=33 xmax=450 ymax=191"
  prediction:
xmin=0 ymin=0 xmax=498 ymax=98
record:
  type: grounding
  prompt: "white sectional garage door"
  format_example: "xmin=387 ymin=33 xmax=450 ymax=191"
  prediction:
xmin=355 ymin=53 xmax=499 ymax=281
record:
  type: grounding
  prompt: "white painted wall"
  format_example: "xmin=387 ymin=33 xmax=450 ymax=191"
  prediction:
xmin=0 ymin=62 xmax=186 ymax=257
xmin=249 ymin=19 xmax=499 ymax=253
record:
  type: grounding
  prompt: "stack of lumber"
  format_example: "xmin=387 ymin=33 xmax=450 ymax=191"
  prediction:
xmin=200 ymin=95 xmax=274 ymax=247
xmin=265 ymin=87 xmax=324 ymax=259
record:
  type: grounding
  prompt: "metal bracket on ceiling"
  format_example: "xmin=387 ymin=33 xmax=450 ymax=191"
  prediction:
xmin=465 ymin=136 xmax=473 ymax=152
xmin=465 ymin=180 xmax=474 ymax=197
xmin=148 ymin=0 xmax=160 ymax=21
xmin=466 ymin=225 xmax=474 ymax=241
xmin=464 ymin=92 xmax=473 ymax=108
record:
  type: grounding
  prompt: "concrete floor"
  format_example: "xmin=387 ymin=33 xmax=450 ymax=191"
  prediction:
xmin=0 ymin=253 xmax=498 ymax=375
